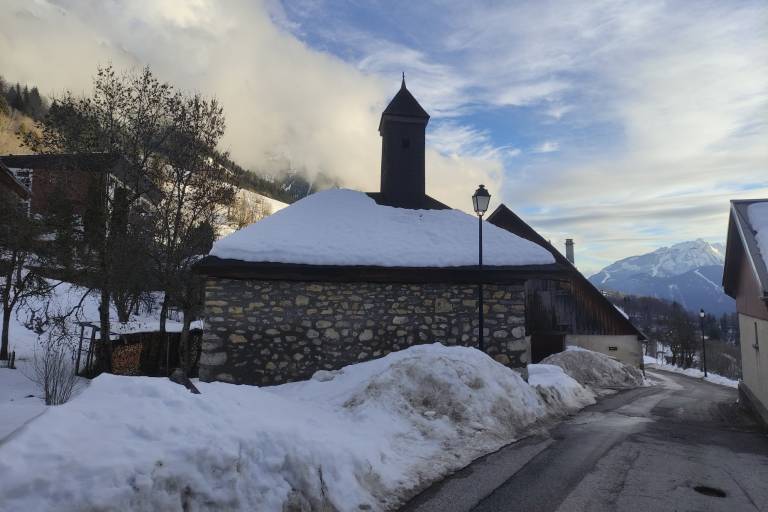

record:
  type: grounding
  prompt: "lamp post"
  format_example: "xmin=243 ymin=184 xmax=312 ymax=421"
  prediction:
xmin=699 ymin=308 xmax=708 ymax=377
xmin=472 ymin=185 xmax=491 ymax=352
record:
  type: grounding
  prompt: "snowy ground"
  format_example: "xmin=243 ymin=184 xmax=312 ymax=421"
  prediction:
xmin=1 ymin=280 xmax=193 ymax=361
xmin=0 ymin=280 xmax=189 ymax=439
xmin=0 ymin=364 xmax=46 ymax=441
xmin=0 ymin=344 xmax=642 ymax=512
xmin=643 ymin=354 xmax=738 ymax=388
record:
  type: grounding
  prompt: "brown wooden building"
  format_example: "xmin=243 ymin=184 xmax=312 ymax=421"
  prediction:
xmin=723 ymin=199 xmax=768 ymax=426
xmin=489 ymin=205 xmax=645 ymax=365
xmin=0 ymin=153 xmax=154 ymax=217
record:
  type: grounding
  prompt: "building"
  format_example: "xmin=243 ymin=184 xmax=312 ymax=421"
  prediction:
xmin=0 ymin=153 xmax=155 ymax=217
xmin=195 ymin=80 xmax=644 ymax=386
xmin=195 ymin=80 xmax=564 ymax=385
xmin=723 ymin=199 xmax=768 ymax=426
xmin=488 ymin=205 xmax=645 ymax=366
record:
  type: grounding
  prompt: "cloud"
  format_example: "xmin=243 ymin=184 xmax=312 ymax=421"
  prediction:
xmin=533 ymin=141 xmax=560 ymax=153
xmin=2 ymin=0 xmax=766 ymax=272
xmin=0 ymin=0 xmax=503 ymax=210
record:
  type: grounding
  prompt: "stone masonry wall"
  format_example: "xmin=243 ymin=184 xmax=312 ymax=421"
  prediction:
xmin=200 ymin=278 xmax=527 ymax=386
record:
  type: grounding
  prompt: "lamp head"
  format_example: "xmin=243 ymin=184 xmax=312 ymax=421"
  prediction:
xmin=472 ymin=184 xmax=491 ymax=216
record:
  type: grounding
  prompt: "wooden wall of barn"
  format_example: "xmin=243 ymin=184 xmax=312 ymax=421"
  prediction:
xmin=525 ymin=278 xmax=636 ymax=336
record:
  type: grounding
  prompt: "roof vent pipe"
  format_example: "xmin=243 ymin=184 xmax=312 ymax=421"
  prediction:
xmin=565 ymin=238 xmax=575 ymax=264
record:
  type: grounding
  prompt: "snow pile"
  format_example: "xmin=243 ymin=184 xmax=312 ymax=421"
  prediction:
xmin=528 ymin=364 xmax=596 ymax=414
xmin=210 ymin=189 xmax=555 ymax=267
xmin=0 ymin=344 xmax=595 ymax=512
xmin=748 ymin=201 xmax=768 ymax=271
xmin=542 ymin=347 xmax=645 ymax=389
xmin=643 ymin=356 xmax=738 ymax=388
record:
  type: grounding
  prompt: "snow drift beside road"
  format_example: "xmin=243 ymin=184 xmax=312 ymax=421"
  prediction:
xmin=0 ymin=344 xmax=605 ymax=512
xmin=542 ymin=347 xmax=645 ymax=389
xmin=643 ymin=356 xmax=738 ymax=388
xmin=528 ymin=364 xmax=597 ymax=414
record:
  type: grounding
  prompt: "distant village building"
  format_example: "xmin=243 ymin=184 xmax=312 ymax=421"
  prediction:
xmin=723 ymin=199 xmax=768 ymax=426
xmin=195 ymin=80 xmax=643 ymax=386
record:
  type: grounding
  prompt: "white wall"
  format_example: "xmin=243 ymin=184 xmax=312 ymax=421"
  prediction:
xmin=739 ymin=313 xmax=768 ymax=425
xmin=565 ymin=334 xmax=642 ymax=367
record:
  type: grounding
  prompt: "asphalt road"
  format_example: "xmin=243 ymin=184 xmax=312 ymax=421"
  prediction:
xmin=401 ymin=370 xmax=768 ymax=512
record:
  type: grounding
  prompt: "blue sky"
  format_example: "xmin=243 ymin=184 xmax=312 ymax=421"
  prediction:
xmin=2 ymin=0 xmax=767 ymax=274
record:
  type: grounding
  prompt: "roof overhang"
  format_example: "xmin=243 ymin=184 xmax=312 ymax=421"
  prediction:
xmin=0 ymin=160 xmax=30 ymax=199
xmin=194 ymin=256 xmax=568 ymax=284
xmin=723 ymin=199 xmax=768 ymax=300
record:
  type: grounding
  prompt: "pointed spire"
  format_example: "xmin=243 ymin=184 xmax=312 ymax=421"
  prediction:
xmin=381 ymin=74 xmax=429 ymax=121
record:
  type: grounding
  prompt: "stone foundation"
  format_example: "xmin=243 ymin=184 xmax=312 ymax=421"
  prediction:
xmin=200 ymin=278 xmax=528 ymax=385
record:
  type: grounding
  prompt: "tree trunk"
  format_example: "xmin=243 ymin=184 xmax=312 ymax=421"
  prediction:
xmin=159 ymin=293 xmax=170 ymax=333
xmin=1 ymin=307 xmax=11 ymax=360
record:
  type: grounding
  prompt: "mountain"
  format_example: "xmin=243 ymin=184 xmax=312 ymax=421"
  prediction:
xmin=588 ymin=239 xmax=735 ymax=315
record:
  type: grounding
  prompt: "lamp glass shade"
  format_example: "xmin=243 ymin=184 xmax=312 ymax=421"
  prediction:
xmin=699 ymin=308 xmax=705 ymax=318
xmin=472 ymin=185 xmax=491 ymax=214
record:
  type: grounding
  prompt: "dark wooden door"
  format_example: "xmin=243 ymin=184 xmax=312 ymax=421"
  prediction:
xmin=531 ymin=332 xmax=565 ymax=363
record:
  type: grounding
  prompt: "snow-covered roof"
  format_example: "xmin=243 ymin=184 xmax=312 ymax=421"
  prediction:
xmin=210 ymin=189 xmax=555 ymax=267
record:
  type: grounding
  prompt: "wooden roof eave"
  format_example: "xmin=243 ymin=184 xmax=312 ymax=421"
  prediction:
xmin=193 ymin=256 xmax=568 ymax=284
xmin=725 ymin=200 xmax=768 ymax=299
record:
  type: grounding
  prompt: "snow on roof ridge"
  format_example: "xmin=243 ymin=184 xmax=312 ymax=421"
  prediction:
xmin=210 ymin=188 xmax=555 ymax=268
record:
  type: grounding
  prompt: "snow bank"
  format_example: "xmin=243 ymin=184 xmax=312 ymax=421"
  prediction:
xmin=542 ymin=347 xmax=645 ymax=389
xmin=643 ymin=357 xmax=738 ymax=388
xmin=748 ymin=201 xmax=768 ymax=271
xmin=210 ymin=189 xmax=555 ymax=267
xmin=0 ymin=344 xmax=595 ymax=512
xmin=528 ymin=364 xmax=596 ymax=414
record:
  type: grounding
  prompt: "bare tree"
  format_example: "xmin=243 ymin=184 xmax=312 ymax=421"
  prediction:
xmin=149 ymin=94 xmax=235 ymax=339
xmin=28 ymin=316 xmax=80 ymax=405
xmin=24 ymin=66 xmax=181 ymax=371
xmin=0 ymin=189 xmax=54 ymax=360
xmin=228 ymin=191 xmax=272 ymax=230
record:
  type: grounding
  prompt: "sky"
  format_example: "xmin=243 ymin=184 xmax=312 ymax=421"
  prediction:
xmin=1 ymin=0 xmax=766 ymax=275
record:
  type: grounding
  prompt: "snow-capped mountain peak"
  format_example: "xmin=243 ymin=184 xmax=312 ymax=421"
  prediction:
xmin=606 ymin=239 xmax=724 ymax=279
xmin=588 ymin=239 xmax=733 ymax=314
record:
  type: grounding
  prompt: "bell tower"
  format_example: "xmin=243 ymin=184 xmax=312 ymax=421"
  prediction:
xmin=378 ymin=76 xmax=430 ymax=208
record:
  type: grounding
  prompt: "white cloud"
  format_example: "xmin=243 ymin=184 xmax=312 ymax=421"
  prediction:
xmin=533 ymin=141 xmax=560 ymax=154
xmin=2 ymin=0 xmax=766 ymax=270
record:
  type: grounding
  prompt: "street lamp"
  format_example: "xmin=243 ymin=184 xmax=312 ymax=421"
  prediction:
xmin=472 ymin=185 xmax=491 ymax=352
xmin=699 ymin=308 xmax=708 ymax=377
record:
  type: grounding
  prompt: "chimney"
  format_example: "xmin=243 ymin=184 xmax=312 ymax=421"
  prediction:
xmin=565 ymin=239 xmax=575 ymax=264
